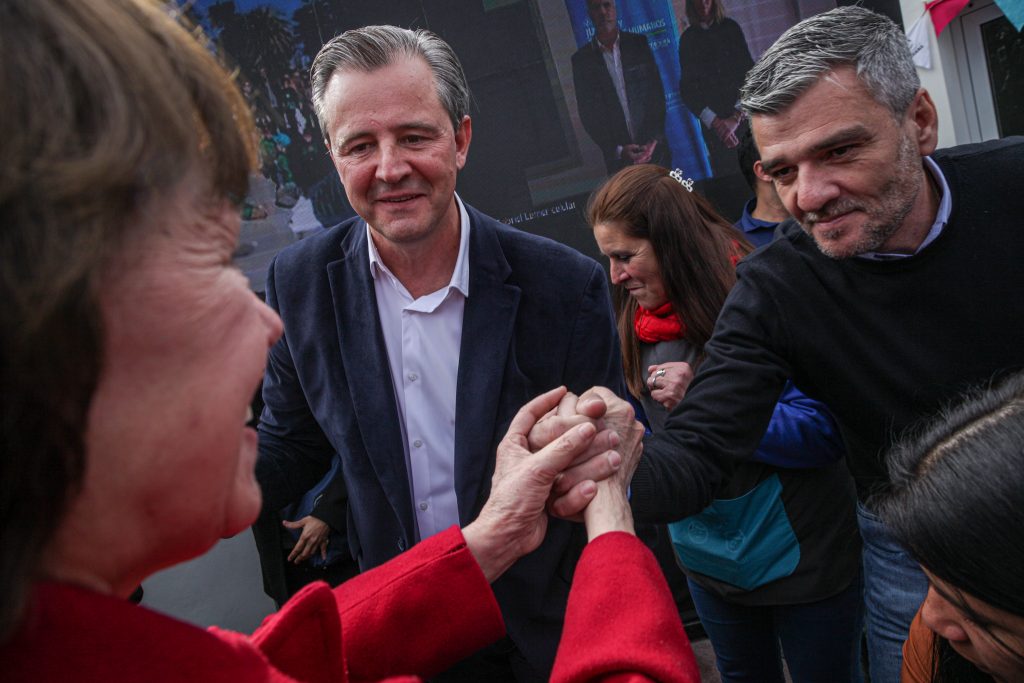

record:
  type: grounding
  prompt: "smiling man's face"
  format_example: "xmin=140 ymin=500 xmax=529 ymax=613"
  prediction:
xmin=323 ymin=56 xmax=471 ymax=252
xmin=753 ymin=67 xmax=935 ymax=259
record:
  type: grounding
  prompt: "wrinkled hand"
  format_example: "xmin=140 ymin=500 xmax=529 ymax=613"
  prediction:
xmin=646 ymin=361 xmax=694 ymax=412
xmin=527 ymin=389 xmax=607 ymax=451
xmin=283 ymin=515 xmax=330 ymax=564
xmin=529 ymin=391 xmax=624 ymax=519
xmin=463 ymin=386 xmax=620 ymax=582
xmin=549 ymin=386 xmax=644 ymax=520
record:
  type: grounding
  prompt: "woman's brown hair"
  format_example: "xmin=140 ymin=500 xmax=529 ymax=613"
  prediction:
xmin=0 ymin=0 xmax=255 ymax=640
xmin=587 ymin=165 xmax=751 ymax=397
xmin=685 ymin=0 xmax=726 ymax=27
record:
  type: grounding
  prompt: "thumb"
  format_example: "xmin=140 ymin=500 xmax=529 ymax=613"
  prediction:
xmin=281 ymin=519 xmax=302 ymax=529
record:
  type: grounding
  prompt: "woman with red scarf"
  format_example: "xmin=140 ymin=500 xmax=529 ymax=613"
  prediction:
xmin=587 ymin=165 xmax=864 ymax=683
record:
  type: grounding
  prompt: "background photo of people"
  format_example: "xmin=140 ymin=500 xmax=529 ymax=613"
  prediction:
xmin=191 ymin=0 xmax=844 ymax=292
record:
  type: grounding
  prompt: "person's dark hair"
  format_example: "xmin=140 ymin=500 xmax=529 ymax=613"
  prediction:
xmin=740 ymin=6 xmax=920 ymax=120
xmin=0 ymin=0 xmax=255 ymax=641
xmin=877 ymin=371 xmax=1024 ymax=682
xmin=587 ymin=165 xmax=751 ymax=397
xmin=685 ymin=0 xmax=725 ymax=27
xmin=310 ymin=25 xmax=471 ymax=144
xmin=930 ymin=638 xmax=995 ymax=683
xmin=736 ymin=127 xmax=759 ymax=192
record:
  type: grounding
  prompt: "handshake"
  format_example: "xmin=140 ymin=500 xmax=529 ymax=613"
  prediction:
xmin=462 ymin=386 xmax=646 ymax=582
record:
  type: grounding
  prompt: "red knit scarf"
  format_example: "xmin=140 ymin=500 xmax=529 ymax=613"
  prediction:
xmin=634 ymin=302 xmax=685 ymax=343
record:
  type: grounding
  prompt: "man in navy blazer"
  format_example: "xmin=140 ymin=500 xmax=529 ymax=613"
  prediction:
xmin=255 ymin=25 xmax=622 ymax=681
xmin=571 ymin=0 xmax=669 ymax=174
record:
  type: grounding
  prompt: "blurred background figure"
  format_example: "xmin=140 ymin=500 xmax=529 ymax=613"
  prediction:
xmin=677 ymin=0 xmax=751 ymax=178
xmin=571 ymin=0 xmax=669 ymax=174
xmin=678 ymin=0 xmax=754 ymax=218
xmin=252 ymin=456 xmax=358 ymax=608
xmin=733 ymin=127 xmax=789 ymax=248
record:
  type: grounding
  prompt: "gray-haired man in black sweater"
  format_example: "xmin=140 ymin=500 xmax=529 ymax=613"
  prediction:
xmin=543 ymin=7 xmax=1024 ymax=682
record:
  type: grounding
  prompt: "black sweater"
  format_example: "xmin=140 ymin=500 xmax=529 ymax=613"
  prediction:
xmin=678 ymin=18 xmax=752 ymax=120
xmin=632 ymin=137 xmax=1024 ymax=521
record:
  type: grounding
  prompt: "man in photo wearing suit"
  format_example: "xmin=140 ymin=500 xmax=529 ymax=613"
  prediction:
xmin=571 ymin=0 xmax=669 ymax=174
xmin=254 ymin=25 xmax=623 ymax=682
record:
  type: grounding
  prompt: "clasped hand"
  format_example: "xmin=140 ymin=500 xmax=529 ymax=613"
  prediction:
xmin=527 ymin=386 xmax=644 ymax=521
xmin=464 ymin=386 xmax=643 ymax=581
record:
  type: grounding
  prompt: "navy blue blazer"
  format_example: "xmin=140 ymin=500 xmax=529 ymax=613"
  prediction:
xmin=256 ymin=202 xmax=623 ymax=674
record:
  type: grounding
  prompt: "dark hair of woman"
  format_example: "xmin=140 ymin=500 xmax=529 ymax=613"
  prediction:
xmin=876 ymin=371 xmax=1024 ymax=683
xmin=0 ymin=0 xmax=255 ymax=640
xmin=586 ymin=164 xmax=751 ymax=397
xmin=685 ymin=0 xmax=725 ymax=26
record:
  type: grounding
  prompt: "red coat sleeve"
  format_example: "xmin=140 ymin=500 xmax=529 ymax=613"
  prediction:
xmin=250 ymin=526 xmax=504 ymax=683
xmin=551 ymin=532 xmax=699 ymax=683
xmin=332 ymin=526 xmax=505 ymax=681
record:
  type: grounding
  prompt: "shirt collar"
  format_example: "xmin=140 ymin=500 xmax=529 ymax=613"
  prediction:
xmin=595 ymin=31 xmax=620 ymax=53
xmin=858 ymin=156 xmax=952 ymax=261
xmin=367 ymin=193 xmax=471 ymax=299
xmin=737 ymin=198 xmax=778 ymax=234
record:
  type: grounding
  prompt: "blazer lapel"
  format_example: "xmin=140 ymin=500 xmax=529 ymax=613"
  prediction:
xmin=327 ymin=225 xmax=415 ymax=537
xmin=454 ymin=210 xmax=523 ymax=523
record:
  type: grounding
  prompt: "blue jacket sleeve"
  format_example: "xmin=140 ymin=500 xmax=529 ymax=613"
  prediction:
xmin=255 ymin=255 xmax=335 ymax=512
xmin=751 ymin=381 xmax=844 ymax=469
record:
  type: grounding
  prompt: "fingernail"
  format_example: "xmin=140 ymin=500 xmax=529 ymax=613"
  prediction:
xmin=608 ymin=451 xmax=622 ymax=469
xmin=608 ymin=431 xmax=620 ymax=447
xmin=580 ymin=480 xmax=597 ymax=497
xmin=576 ymin=422 xmax=595 ymax=437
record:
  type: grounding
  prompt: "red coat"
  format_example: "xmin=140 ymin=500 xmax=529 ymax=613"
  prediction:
xmin=553 ymin=533 xmax=699 ymax=682
xmin=1 ymin=529 xmax=697 ymax=682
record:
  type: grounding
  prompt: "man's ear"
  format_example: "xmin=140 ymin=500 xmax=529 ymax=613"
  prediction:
xmin=907 ymin=88 xmax=939 ymax=157
xmin=454 ymin=115 xmax=472 ymax=171
xmin=753 ymin=160 xmax=773 ymax=184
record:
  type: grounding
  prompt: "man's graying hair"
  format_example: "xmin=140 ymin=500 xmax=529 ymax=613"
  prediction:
xmin=740 ymin=6 xmax=920 ymax=119
xmin=310 ymin=25 xmax=471 ymax=143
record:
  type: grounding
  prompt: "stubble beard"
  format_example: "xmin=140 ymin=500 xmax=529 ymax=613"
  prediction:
xmin=804 ymin=135 xmax=923 ymax=260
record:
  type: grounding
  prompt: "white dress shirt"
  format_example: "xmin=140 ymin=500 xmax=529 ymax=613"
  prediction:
xmin=367 ymin=195 xmax=470 ymax=541
xmin=599 ymin=33 xmax=636 ymax=142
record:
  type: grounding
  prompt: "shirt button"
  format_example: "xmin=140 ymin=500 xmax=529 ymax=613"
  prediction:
xmin=407 ymin=372 xmax=418 ymax=381
xmin=413 ymin=439 xmax=423 ymax=448
xmin=419 ymin=502 xmax=428 ymax=511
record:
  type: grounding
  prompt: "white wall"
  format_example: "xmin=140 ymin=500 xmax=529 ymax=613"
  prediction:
xmin=899 ymin=0 xmax=971 ymax=149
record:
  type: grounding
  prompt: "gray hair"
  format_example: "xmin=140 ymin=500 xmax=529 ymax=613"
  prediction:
xmin=310 ymin=25 xmax=471 ymax=142
xmin=740 ymin=6 xmax=920 ymax=119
